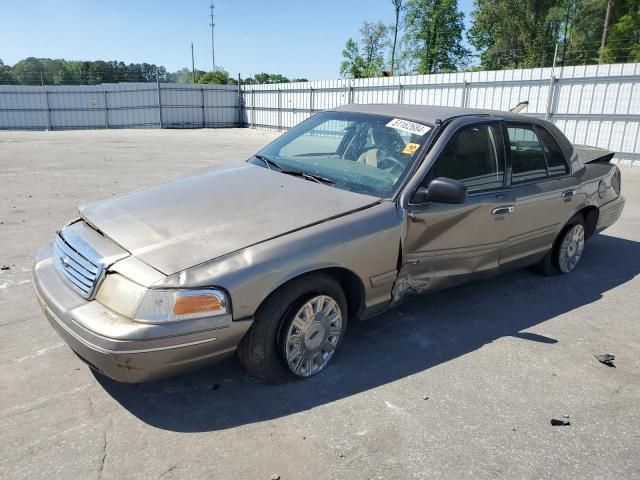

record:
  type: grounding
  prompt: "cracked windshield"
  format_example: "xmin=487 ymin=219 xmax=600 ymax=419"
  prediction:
xmin=253 ymin=111 xmax=433 ymax=197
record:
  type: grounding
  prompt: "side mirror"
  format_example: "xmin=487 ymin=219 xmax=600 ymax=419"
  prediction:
xmin=411 ymin=177 xmax=468 ymax=204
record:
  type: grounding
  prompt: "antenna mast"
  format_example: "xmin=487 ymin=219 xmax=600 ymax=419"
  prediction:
xmin=209 ymin=1 xmax=216 ymax=70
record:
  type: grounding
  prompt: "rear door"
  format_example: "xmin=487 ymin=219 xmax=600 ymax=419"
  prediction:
xmin=401 ymin=120 xmax=514 ymax=291
xmin=501 ymin=123 xmax=578 ymax=264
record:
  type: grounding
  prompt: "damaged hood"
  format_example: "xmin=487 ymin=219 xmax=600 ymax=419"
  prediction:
xmin=79 ymin=161 xmax=379 ymax=274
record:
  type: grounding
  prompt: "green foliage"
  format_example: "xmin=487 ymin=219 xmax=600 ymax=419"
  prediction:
xmin=165 ymin=68 xmax=195 ymax=84
xmin=242 ymin=73 xmax=300 ymax=84
xmin=197 ymin=69 xmax=236 ymax=85
xmin=567 ymin=0 xmax=640 ymax=64
xmin=467 ymin=0 xmax=561 ymax=69
xmin=404 ymin=0 xmax=469 ymax=74
xmin=1 ymin=57 xmax=168 ymax=85
xmin=340 ymin=38 xmax=367 ymax=78
xmin=0 ymin=58 xmax=14 ymax=84
xmin=469 ymin=0 xmax=640 ymax=69
xmin=340 ymin=21 xmax=388 ymax=78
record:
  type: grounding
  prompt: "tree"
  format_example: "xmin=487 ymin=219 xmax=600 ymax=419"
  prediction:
xmin=404 ymin=0 xmax=469 ymax=74
xmin=599 ymin=0 xmax=615 ymax=63
xmin=11 ymin=58 xmax=44 ymax=85
xmin=243 ymin=73 xmax=292 ymax=84
xmin=339 ymin=21 xmax=388 ymax=78
xmin=566 ymin=0 xmax=640 ymax=65
xmin=468 ymin=0 xmax=562 ymax=69
xmin=197 ymin=69 xmax=236 ymax=85
xmin=166 ymin=68 xmax=193 ymax=84
xmin=340 ymin=38 xmax=367 ymax=78
xmin=390 ymin=0 xmax=404 ymax=74
xmin=0 ymin=59 xmax=14 ymax=84
xmin=360 ymin=21 xmax=388 ymax=75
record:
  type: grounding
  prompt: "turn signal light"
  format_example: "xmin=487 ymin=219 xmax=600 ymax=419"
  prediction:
xmin=173 ymin=295 xmax=222 ymax=315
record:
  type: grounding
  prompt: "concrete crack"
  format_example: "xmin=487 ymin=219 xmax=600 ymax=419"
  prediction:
xmin=157 ymin=464 xmax=179 ymax=479
xmin=97 ymin=430 xmax=107 ymax=479
xmin=97 ymin=419 xmax=112 ymax=480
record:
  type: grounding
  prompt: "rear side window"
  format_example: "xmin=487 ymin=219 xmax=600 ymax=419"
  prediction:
xmin=536 ymin=127 xmax=569 ymax=176
xmin=429 ymin=123 xmax=505 ymax=193
xmin=507 ymin=126 xmax=548 ymax=184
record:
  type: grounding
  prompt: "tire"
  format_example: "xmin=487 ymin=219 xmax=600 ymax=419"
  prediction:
xmin=534 ymin=215 xmax=586 ymax=276
xmin=237 ymin=273 xmax=348 ymax=384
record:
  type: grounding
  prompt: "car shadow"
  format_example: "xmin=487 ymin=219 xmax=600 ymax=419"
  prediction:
xmin=96 ymin=233 xmax=640 ymax=432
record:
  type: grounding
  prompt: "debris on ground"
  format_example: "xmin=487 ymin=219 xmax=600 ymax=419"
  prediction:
xmin=270 ymin=475 xmax=280 ymax=480
xmin=551 ymin=415 xmax=570 ymax=426
xmin=0 ymin=265 xmax=10 ymax=271
xmin=595 ymin=353 xmax=616 ymax=367
xmin=422 ymin=395 xmax=429 ymax=400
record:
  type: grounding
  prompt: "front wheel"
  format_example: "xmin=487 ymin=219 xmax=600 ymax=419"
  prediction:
xmin=237 ymin=274 xmax=348 ymax=383
xmin=535 ymin=215 xmax=586 ymax=276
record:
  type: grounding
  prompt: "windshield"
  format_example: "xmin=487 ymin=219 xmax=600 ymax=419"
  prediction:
xmin=250 ymin=111 xmax=433 ymax=198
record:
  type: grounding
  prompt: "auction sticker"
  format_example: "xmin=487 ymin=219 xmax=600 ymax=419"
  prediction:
xmin=402 ymin=143 xmax=421 ymax=155
xmin=386 ymin=118 xmax=430 ymax=136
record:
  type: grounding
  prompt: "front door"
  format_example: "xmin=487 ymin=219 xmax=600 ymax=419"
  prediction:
xmin=399 ymin=121 xmax=514 ymax=293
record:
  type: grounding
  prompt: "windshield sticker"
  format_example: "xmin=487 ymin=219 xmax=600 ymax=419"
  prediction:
xmin=386 ymin=118 xmax=430 ymax=136
xmin=402 ymin=143 xmax=421 ymax=155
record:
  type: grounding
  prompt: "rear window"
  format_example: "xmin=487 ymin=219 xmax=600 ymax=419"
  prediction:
xmin=537 ymin=127 xmax=569 ymax=176
xmin=507 ymin=124 xmax=570 ymax=184
xmin=507 ymin=126 xmax=548 ymax=184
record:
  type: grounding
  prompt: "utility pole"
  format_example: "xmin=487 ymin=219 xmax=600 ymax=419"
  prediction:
xmin=561 ymin=0 xmax=571 ymax=67
xmin=209 ymin=1 xmax=216 ymax=71
xmin=390 ymin=0 xmax=402 ymax=75
xmin=598 ymin=0 xmax=614 ymax=64
xmin=191 ymin=42 xmax=196 ymax=83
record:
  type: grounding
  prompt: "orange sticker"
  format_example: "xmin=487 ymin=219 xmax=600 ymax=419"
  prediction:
xmin=402 ymin=143 xmax=420 ymax=155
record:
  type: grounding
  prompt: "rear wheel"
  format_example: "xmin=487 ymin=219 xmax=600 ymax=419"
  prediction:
xmin=535 ymin=215 xmax=586 ymax=276
xmin=237 ymin=274 xmax=348 ymax=383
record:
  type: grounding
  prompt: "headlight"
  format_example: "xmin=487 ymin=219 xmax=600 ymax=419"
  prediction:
xmin=133 ymin=288 xmax=229 ymax=324
xmin=96 ymin=274 xmax=229 ymax=324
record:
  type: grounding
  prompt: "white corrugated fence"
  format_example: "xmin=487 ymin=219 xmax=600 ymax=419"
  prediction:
xmin=1 ymin=63 xmax=639 ymax=160
xmin=242 ymin=63 xmax=640 ymax=160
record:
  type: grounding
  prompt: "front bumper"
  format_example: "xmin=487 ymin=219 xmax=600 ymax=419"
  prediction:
xmin=33 ymin=246 xmax=252 ymax=383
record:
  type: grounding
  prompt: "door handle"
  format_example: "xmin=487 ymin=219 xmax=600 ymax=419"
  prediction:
xmin=492 ymin=206 xmax=515 ymax=215
xmin=562 ymin=190 xmax=575 ymax=200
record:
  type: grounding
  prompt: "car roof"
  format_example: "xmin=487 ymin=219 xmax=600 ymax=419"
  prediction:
xmin=332 ymin=103 xmax=545 ymax=126
xmin=331 ymin=102 xmax=578 ymax=166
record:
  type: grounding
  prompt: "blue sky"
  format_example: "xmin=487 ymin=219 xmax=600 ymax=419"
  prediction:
xmin=1 ymin=0 xmax=475 ymax=80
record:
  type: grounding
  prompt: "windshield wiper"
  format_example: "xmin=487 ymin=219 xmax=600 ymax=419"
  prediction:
xmin=254 ymin=155 xmax=334 ymax=185
xmin=253 ymin=154 xmax=282 ymax=170
xmin=281 ymin=170 xmax=335 ymax=185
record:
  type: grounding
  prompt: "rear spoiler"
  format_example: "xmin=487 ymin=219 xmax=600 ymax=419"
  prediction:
xmin=574 ymin=145 xmax=615 ymax=164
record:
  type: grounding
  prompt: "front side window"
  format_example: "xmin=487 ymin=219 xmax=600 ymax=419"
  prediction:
xmin=253 ymin=112 xmax=433 ymax=197
xmin=428 ymin=123 xmax=505 ymax=193
xmin=507 ymin=126 xmax=548 ymax=184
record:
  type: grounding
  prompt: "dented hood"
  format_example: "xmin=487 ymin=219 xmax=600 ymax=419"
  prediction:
xmin=79 ymin=161 xmax=378 ymax=275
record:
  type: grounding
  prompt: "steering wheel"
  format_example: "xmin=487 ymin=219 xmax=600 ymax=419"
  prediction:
xmin=376 ymin=151 xmax=407 ymax=173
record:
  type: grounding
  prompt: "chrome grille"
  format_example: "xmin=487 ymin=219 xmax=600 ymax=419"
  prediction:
xmin=52 ymin=230 xmax=103 ymax=299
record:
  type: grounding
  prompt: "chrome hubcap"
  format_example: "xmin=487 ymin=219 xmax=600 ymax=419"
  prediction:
xmin=558 ymin=224 xmax=585 ymax=273
xmin=284 ymin=295 xmax=343 ymax=377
